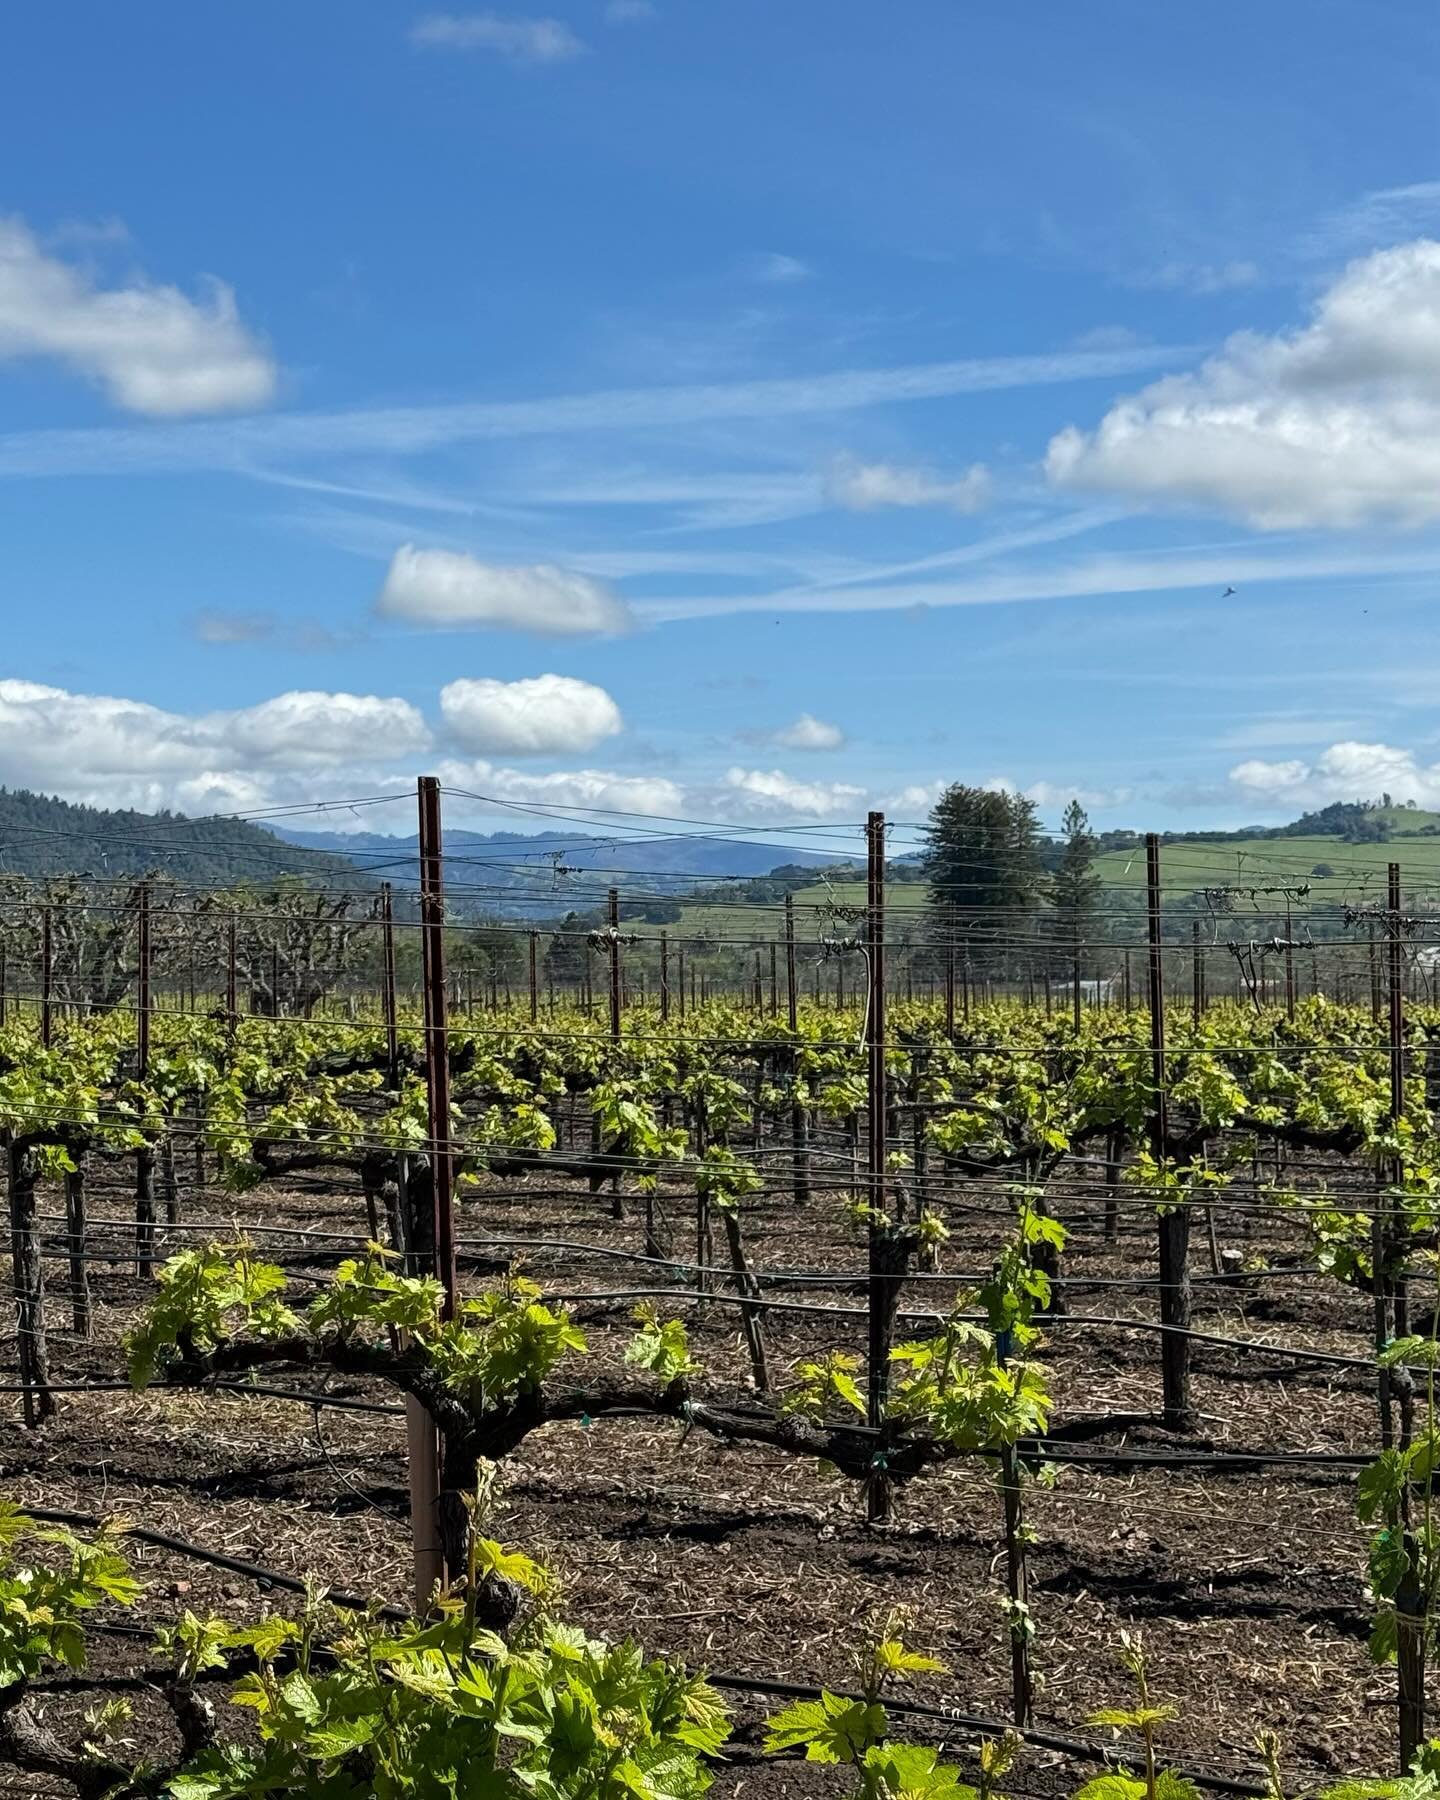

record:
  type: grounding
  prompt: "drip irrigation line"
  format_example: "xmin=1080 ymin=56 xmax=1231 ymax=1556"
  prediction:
xmin=699 ymin=1673 xmax=1267 ymax=1794
xmin=0 ymin=1496 xmax=1279 ymax=1799
xmin=0 ymin=1379 xmax=404 ymax=1416
xmin=556 ymin=1285 xmax=1379 ymax=1368
xmin=16 ymin=1502 xmax=409 ymax=1620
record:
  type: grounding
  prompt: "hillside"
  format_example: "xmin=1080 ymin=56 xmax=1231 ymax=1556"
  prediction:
xmin=0 ymin=788 xmax=369 ymax=886
xmin=270 ymin=826 xmax=846 ymax=919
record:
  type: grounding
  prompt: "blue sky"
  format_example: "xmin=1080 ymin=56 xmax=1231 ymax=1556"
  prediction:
xmin=4 ymin=0 xmax=1440 ymax=842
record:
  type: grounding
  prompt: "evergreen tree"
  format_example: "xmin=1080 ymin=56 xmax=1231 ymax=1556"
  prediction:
xmin=923 ymin=784 xmax=1043 ymax=973
xmin=1051 ymin=800 xmax=1102 ymax=980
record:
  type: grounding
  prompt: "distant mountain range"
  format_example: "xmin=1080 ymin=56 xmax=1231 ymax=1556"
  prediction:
xmin=267 ymin=826 xmax=847 ymax=919
xmin=1 ymin=787 xmax=1430 ymax=921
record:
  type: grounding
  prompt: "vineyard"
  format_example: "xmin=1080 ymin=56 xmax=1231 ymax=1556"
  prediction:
xmin=5 ymin=784 xmax=1440 ymax=1800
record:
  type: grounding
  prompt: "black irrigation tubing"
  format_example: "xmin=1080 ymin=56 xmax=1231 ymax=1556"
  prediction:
xmin=0 ymin=1380 xmax=405 ymax=1416
xmin=700 ymin=1673 xmax=1267 ymax=1796
xmin=455 ymin=1230 xmax=1337 ymax=1291
xmin=0 ymin=1498 xmax=1273 ymax=1795
xmin=557 ymin=1286 xmax=1380 ymax=1369
xmin=43 ymin=1210 xmax=1346 ymax=1297
xmin=16 ymin=1503 xmax=410 ymax=1621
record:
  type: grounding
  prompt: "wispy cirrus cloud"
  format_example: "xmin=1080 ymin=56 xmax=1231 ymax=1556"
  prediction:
xmin=0 ymin=341 xmax=1195 ymax=479
xmin=1134 ymin=259 xmax=1262 ymax=294
xmin=409 ymin=12 xmax=585 ymax=62
xmin=742 ymin=251 xmax=814 ymax=285
xmin=634 ymin=540 xmax=1440 ymax=624
xmin=1299 ymin=182 xmax=1440 ymax=259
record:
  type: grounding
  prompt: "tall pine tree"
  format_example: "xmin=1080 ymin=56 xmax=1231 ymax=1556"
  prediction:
xmin=1051 ymin=799 xmax=1102 ymax=981
xmin=924 ymin=784 xmax=1043 ymax=974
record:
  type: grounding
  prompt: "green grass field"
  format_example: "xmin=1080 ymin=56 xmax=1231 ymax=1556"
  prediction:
xmin=654 ymin=808 xmax=1440 ymax=949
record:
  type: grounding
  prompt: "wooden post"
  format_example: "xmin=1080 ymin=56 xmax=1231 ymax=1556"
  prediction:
xmin=9 ymin=1142 xmax=52 ymax=1425
xmin=528 ymin=930 xmax=539 ymax=1025
xmin=1147 ymin=836 xmax=1192 ymax=1430
xmin=134 ymin=884 xmax=156 ymax=1274
xmin=785 ymin=894 xmax=809 ymax=1204
xmin=65 ymin=1157 xmax=90 ymax=1338
xmin=785 ymin=896 xmax=798 ymax=1034
xmin=1192 ymin=920 xmax=1203 ymax=1025
xmin=417 ymin=781 xmax=457 ymax=1311
xmin=40 ymin=906 xmax=52 ymax=1049
xmin=607 ymin=888 xmax=622 ymax=1043
xmin=996 ymin=1319 xmax=1032 ymax=1725
xmin=1071 ymin=926 xmax=1082 ymax=1032
xmin=225 ymin=915 xmax=238 ymax=1029
xmin=381 ymin=883 xmax=400 ymax=1086
xmin=865 ymin=812 xmax=893 ymax=1523
xmin=411 ymin=777 xmax=458 ymax=1609
xmin=660 ymin=932 xmax=670 ymax=1023
xmin=944 ymin=908 xmax=956 ymax=1040
xmin=1383 ymin=859 xmax=1425 ymax=1769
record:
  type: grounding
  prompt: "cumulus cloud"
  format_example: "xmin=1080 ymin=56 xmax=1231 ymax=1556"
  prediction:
xmin=377 ymin=545 xmax=634 ymax=635
xmin=1047 ymin=238 xmax=1440 ymax=527
xmin=0 ymin=679 xmax=429 ymax=814
xmin=719 ymin=767 xmax=865 ymax=819
xmin=434 ymin=758 xmax=683 ymax=817
xmin=1229 ymin=739 xmax=1440 ymax=809
xmin=771 ymin=713 xmax=845 ymax=752
xmin=439 ymin=674 xmax=622 ymax=755
xmin=827 ymin=454 xmax=991 ymax=514
xmin=0 ymin=216 xmax=276 ymax=416
xmin=410 ymin=12 xmax=585 ymax=61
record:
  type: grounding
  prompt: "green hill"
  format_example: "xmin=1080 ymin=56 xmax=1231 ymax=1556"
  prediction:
xmin=0 ymin=788 xmax=367 ymax=887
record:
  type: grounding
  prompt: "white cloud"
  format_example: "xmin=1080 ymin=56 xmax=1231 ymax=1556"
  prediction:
xmin=440 ymin=674 xmax=622 ymax=755
xmin=1020 ymin=780 xmax=1134 ymax=812
xmin=745 ymin=252 xmax=814 ymax=285
xmin=410 ymin=12 xmax=585 ymax=61
xmin=605 ymin=0 xmax=656 ymax=21
xmin=1229 ymin=740 xmax=1440 ymax=809
xmin=1138 ymin=260 xmax=1261 ymax=294
xmin=0 ymin=679 xmax=429 ymax=813
xmin=433 ymin=758 xmax=684 ymax=817
xmin=1301 ymin=183 xmax=1440 ymax=260
xmin=771 ymin=713 xmax=845 ymax=752
xmin=377 ymin=545 xmax=634 ymax=635
xmin=194 ymin=609 xmax=274 ymax=645
xmin=719 ymin=767 xmax=865 ymax=819
xmin=0 ymin=342 xmax=1194 ymax=478
xmin=827 ymin=454 xmax=991 ymax=514
xmin=1048 ymin=238 xmax=1440 ymax=527
xmin=0 ymin=216 xmax=275 ymax=416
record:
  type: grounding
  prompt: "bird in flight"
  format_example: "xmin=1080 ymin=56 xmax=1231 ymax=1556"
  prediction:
xmin=1222 ymin=585 xmax=1236 ymax=597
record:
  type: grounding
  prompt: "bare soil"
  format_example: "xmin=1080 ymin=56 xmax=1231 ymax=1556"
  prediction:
xmin=0 ymin=1155 xmax=1396 ymax=1798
